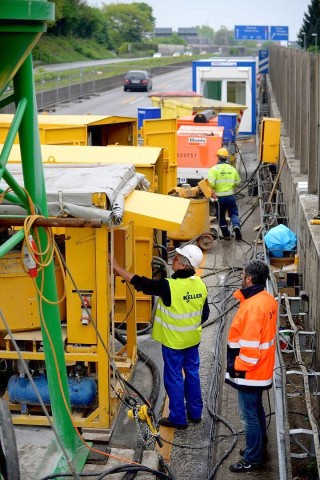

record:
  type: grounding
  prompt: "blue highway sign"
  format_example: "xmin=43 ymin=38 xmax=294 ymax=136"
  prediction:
xmin=270 ymin=26 xmax=289 ymax=41
xmin=234 ymin=25 xmax=269 ymax=40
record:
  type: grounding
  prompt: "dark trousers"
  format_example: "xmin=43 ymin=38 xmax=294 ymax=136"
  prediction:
xmin=217 ymin=195 xmax=240 ymax=236
xmin=238 ymin=388 xmax=267 ymax=464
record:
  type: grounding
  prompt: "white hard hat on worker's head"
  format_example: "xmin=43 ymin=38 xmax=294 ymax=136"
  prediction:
xmin=175 ymin=245 xmax=203 ymax=268
xmin=217 ymin=147 xmax=229 ymax=159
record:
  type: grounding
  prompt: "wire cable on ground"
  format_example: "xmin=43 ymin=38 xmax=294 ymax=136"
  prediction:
xmin=205 ymin=267 xmax=241 ymax=479
xmin=39 ymin=463 xmax=175 ymax=480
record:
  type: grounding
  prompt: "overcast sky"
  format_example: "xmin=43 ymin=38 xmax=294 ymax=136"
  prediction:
xmin=86 ymin=0 xmax=310 ymax=41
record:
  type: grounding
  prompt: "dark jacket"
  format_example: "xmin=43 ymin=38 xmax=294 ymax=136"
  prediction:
xmin=131 ymin=268 xmax=210 ymax=323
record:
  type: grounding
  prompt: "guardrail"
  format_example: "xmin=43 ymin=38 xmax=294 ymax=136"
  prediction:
xmin=1 ymin=61 xmax=192 ymax=113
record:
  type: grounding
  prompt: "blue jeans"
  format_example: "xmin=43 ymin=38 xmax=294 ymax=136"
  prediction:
xmin=217 ymin=195 xmax=240 ymax=234
xmin=162 ymin=344 xmax=203 ymax=425
xmin=238 ymin=389 xmax=266 ymax=464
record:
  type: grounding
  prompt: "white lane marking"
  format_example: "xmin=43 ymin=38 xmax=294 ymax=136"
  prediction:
xmin=157 ymin=83 xmax=173 ymax=89
xmin=122 ymin=96 xmax=135 ymax=104
xmin=130 ymin=96 xmax=148 ymax=104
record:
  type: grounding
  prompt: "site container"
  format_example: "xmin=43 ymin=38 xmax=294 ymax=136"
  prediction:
xmin=0 ymin=113 xmax=138 ymax=146
xmin=192 ymin=57 xmax=256 ymax=134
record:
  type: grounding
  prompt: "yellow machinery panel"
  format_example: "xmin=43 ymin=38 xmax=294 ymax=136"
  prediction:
xmin=132 ymin=225 xmax=153 ymax=324
xmin=39 ymin=126 xmax=88 ymax=145
xmin=113 ymin=223 xmax=152 ymax=325
xmin=65 ymin=228 xmax=98 ymax=345
xmin=142 ymin=118 xmax=178 ymax=194
xmin=0 ymin=114 xmax=138 ymax=146
xmin=0 ymin=252 xmax=65 ymax=332
xmin=114 ymin=223 xmax=133 ymax=271
xmin=259 ymin=117 xmax=281 ymax=164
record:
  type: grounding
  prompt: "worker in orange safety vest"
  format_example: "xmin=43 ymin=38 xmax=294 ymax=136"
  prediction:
xmin=225 ymin=259 xmax=278 ymax=473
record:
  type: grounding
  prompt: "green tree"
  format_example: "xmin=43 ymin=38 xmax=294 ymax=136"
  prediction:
xmin=197 ymin=25 xmax=215 ymax=43
xmin=215 ymin=27 xmax=235 ymax=46
xmin=152 ymin=33 xmax=186 ymax=45
xmin=48 ymin=0 xmax=83 ymax=36
xmin=297 ymin=0 xmax=320 ymax=50
xmin=46 ymin=0 xmax=112 ymax=48
xmin=102 ymin=2 xmax=155 ymax=49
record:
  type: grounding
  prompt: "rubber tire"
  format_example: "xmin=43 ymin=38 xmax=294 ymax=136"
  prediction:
xmin=0 ymin=399 xmax=20 ymax=480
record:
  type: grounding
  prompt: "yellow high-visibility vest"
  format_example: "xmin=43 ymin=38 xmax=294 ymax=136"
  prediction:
xmin=152 ymin=276 xmax=207 ymax=349
xmin=208 ymin=163 xmax=241 ymax=196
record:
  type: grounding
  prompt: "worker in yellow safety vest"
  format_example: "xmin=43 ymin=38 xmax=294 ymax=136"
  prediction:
xmin=207 ymin=147 xmax=242 ymax=240
xmin=113 ymin=244 xmax=209 ymax=430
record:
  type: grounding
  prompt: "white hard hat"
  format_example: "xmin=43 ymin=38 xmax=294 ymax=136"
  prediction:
xmin=175 ymin=245 xmax=203 ymax=268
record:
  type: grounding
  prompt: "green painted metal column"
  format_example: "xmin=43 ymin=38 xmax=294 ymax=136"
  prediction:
xmin=0 ymin=1 xmax=89 ymax=476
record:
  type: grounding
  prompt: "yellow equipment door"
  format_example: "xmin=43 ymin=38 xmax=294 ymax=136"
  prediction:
xmin=259 ymin=117 xmax=281 ymax=164
xmin=142 ymin=118 xmax=178 ymax=193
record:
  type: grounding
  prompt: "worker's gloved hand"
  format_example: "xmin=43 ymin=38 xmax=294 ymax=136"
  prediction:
xmin=229 ymin=367 xmax=245 ymax=379
xmin=227 ymin=360 xmax=245 ymax=379
xmin=210 ymin=190 xmax=218 ymax=201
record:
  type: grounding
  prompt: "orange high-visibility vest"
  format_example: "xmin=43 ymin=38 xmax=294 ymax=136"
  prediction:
xmin=226 ymin=289 xmax=278 ymax=388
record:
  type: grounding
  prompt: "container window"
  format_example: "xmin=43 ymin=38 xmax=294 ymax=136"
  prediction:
xmin=227 ymin=81 xmax=246 ymax=105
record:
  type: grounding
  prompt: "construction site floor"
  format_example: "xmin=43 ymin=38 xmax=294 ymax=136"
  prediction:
xmin=14 ymin=138 xmax=281 ymax=479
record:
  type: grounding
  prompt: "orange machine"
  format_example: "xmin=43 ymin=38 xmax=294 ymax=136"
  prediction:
xmin=177 ymin=125 xmax=224 ymax=185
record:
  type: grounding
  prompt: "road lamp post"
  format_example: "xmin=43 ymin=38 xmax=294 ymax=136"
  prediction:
xmin=302 ymin=32 xmax=306 ymax=51
xmin=312 ymin=33 xmax=318 ymax=52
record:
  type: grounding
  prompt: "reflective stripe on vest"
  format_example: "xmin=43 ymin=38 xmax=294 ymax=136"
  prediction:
xmin=228 ymin=338 xmax=275 ymax=350
xmin=225 ymin=373 xmax=273 ymax=387
xmin=239 ymin=353 xmax=258 ymax=365
xmin=216 ymin=190 xmax=235 ymax=196
xmin=152 ymin=276 xmax=207 ymax=349
xmin=156 ymin=303 xmax=203 ymax=321
xmin=153 ymin=315 xmax=202 ymax=332
xmin=208 ymin=163 xmax=241 ymax=195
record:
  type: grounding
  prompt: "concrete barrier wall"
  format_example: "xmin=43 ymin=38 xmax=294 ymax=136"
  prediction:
xmin=268 ymin=74 xmax=320 ymax=368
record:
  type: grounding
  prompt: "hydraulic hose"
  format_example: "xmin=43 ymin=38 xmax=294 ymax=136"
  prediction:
xmin=114 ymin=330 xmax=161 ymax=480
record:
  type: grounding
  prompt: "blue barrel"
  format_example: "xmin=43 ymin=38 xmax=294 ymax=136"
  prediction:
xmin=8 ymin=373 xmax=97 ymax=410
xmin=218 ymin=113 xmax=237 ymax=143
xmin=137 ymin=107 xmax=161 ymax=130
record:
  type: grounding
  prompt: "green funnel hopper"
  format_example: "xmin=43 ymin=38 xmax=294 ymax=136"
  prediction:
xmin=0 ymin=2 xmax=90 ymax=477
xmin=0 ymin=1 xmax=54 ymax=96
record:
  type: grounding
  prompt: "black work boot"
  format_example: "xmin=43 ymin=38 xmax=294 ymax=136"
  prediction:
xmin=234 ymin=226 xmax=242 ymax=240
xmin=221 ymin=226 xmax=231 ymax=240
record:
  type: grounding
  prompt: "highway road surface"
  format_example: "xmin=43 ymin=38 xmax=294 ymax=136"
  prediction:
xmin=52 ymin=67 xmax=193 ymax=117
